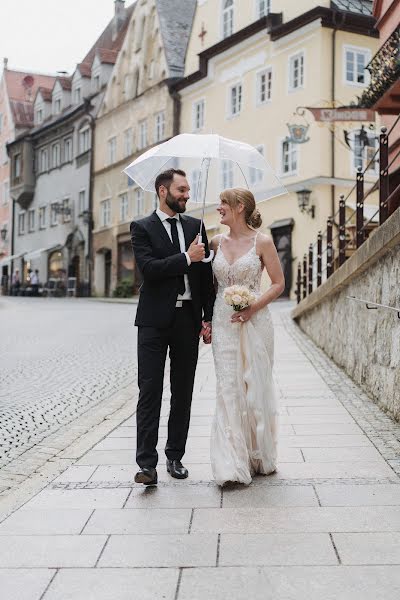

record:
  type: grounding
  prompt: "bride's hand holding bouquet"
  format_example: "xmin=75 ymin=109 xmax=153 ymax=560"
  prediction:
xmin=223 ymin=285 xmax=257 ymax=323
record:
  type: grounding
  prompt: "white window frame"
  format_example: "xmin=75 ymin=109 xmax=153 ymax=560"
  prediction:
xmin=154 ymin=111 xmax=165 ymax=143
xmin=2 ymin=143 xmax=9 ymax=165
xmin=134 ymin=188 xmax=145 ymax=216
xmin=54 ymin=98 xmax=61 ymax=114
xmin=14 ymin=153 xmax=21 ymax=178
xmin=62 ymin=197 xmax=71 ymax=223
xmin=343 ymin=45 xmax=371 ymax=87
xmin=93 ymin=74 xmax=100 ymax=91
xmin=256 ymin=0 xmax=271 ymax=18
xmin=40 ymin=148 xmax=48 ymax=173
xmin=107 ymin=136 xmax=117 ymax=165
xmin=228 ymin=82 xmax=242 ymax=118
xmin=39 ymin=206 xmax=46 ymax=229
xmin=190 ymin=169 xmax=203 ymax=203
xmin=349 ymin=129 xmax=378 ymax=175
xmin=221 ymin=160 xmax=234 ymax=189
xmin=249 ymin=144 xmax=265 ymax=186
xmin=2 ymin=180 xmax=9 ymax=205
xmin=100 ymin=198 xmax=111 ymax=227
xmin=36 ymin=108 xmax=43 ymax=124
xmin=221 ymin=0 xmax=234 ymax=39
xmin=18 ymin=211 xmax=26 ymax=235
xmin=124 ymin=128 xmax=133 ymax=157
xmin=256 ymin=67 xmax=272 ymax=105
xmin=138 ymin=120 xmax=148 ymax=150
xmin=64 ymin=137 xmax=73 ymax=162
xmin=192 ymin=99 xmax=205 ymax=132
xmin=119 ymin=192 xmax=129 ymax=222
xmin=280 ymin=138 xmax=298 ymax=177
xmin=28 ymin=208 xmax=35 ymax=232
xmin=50 ymin=203 xmax=58 ymax=226
xmin=79 ymin=126 xmax=90 ymax=154
xmin=79 ymin=189 xmax=86 ymax=214
xmin=288 ymin=51 xmax=305 ymax=93
xmin=52 ymin=143 xmax=61 ymax=168
xmin=74 ymin=87 xmax=81 ymax=104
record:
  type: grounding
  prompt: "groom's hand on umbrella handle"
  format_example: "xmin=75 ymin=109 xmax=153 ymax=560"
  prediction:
xmin=188 ymin=235 xmax=205 ymax=262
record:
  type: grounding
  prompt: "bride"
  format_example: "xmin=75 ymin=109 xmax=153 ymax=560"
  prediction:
xmin=209 ymin=188 xmax=285 ymax=486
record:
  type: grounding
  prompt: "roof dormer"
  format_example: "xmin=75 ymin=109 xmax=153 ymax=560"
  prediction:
xmin=51 ymin=78 xmax=72 ymax=116
xmin=91 ymin=51 xmax=117 ymax=93
xmin=34 ymin=87 xmax=52 ymax=126
xmin=72 ymin=64 xmax=91 ymax=105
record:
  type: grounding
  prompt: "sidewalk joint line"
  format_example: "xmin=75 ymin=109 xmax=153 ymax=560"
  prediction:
xmin=122 ymin=488 xmax=133 ymax=508
xmin=220 ymin=488 xmax=223 ymax=508
xmin=216 ymin=533 xmax=221 ymax=567
xmin=39 ymin=568 xmax=59 ymax=600
xmin=299 ymin=448 xmax=306 ymax=463
xmin=329 ymin=532 xmax=342 ymax=564
xmin=79 ymin=508 xmax=95 ymax=534
xmin=174 ymin=568 xmax=183 ymax=600
xmin=312 ymin=485 xmax=322 ymax=506
xmin=188 ymin=508 xmax=194 ymax=534
xmin=95 ymin=534 xmax=111 ymax=568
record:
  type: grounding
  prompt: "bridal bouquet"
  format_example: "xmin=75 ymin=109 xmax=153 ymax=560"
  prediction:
xmin=223 ymin=285 xmax=256 ymax=312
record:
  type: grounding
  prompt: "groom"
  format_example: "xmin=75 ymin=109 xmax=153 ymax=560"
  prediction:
xmin=130 ymin=168 xmax=215 ymax=485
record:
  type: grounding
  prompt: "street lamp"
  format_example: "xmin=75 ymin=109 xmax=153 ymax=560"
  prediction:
xmin=0 ymin=225 xmax=7 ymax=241
xmin=296 ymin=189 xmax=315 ymax=218
xmin=81 ymin=210 xmax=92 ymax=226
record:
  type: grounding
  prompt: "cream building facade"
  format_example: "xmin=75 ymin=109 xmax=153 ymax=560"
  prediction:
xmin=92 ymin=0 xmax=196 ymax=296
xmin=176 ymin=0 xmax=379 ymax=297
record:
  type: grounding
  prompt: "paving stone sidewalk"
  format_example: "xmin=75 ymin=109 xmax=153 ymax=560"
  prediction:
xmin=1 ymin=303 xmax=400 ymax=599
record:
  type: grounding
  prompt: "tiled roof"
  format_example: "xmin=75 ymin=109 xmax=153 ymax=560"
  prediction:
xmin=4 ymin=69 xmax=56 ymax=127
xmin=4 ymin=69 xmax=55 ymax=102
xmin=96 ymin=48 xmax=119 ymax=65
xmin=57 ymin=77 xmax=72 ymax=91
xmin=332 ymin=0 xmax=374 ymax=15
xmin=157 ymin=0 xmax=197 ymax=78
xmin=81 ymin=2 xmax=135 ymax=66
xmin=37 ymin=87 xmax=53 ymax=102
xmin=77 ymin=62 xmax=92 ymax=78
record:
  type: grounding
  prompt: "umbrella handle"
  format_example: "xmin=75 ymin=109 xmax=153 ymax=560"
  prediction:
xmin=202 ymin=249 xmax=214 ymax=264
xmin=198 ymin=233 xmax=214 ymax=263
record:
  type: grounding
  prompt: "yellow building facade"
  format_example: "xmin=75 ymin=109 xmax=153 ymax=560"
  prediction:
xmin=177 ymin=0 xmax=379 ymax=297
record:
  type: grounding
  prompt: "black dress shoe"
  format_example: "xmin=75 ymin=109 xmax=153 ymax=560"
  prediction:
xmin=166 ymin=459 xmax=188 ymax=479
xmin=134 ymin=467 xmax=157 ymax=485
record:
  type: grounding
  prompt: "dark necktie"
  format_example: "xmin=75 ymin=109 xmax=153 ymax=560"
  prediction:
xmin=166 ymin=218 xmax=185 ymax=295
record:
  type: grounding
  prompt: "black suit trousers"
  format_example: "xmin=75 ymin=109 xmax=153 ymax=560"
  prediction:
xmin=136 ymin=302 xmax=199 ymax=468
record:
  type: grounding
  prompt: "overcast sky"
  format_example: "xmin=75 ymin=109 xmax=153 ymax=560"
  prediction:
xmin=0 ymin=0 xmax=133 ymax=77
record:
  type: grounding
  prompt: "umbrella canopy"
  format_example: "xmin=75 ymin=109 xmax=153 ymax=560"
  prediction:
xmin=123 ymin=133 xmax=287 ymax=204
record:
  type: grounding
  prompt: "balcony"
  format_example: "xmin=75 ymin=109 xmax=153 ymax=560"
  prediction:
xmin=331 ymin=0 xmax=373 ymax=16
xmin=358 ymin=27 xmax=400 ymax=114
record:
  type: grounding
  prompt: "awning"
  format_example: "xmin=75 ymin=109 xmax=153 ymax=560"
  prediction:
xmin=24 ymin=244 xmax=63 ymax=262
xmin=0 ymin=252 xmax=25 ymax=267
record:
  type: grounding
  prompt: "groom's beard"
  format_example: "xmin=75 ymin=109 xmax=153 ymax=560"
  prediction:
xmin=166 ymin=191 xmax=187 ymax=214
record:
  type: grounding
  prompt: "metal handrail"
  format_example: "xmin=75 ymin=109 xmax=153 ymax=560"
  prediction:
xmin=347 ymin=296 xmax=400 ymax=319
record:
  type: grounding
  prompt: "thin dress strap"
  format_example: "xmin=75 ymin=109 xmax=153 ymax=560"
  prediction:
xmin=253 ymin=231 xmax=259 ymax=247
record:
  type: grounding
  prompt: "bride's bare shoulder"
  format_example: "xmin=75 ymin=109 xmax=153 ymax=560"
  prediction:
xmin=210 ymin=234 xmax=223 ymax=251
xmin=256 ymin=232 xmax=274 ymax=248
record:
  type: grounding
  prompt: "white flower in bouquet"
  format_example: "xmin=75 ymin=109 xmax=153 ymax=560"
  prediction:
xmin=223 ymin=285 xmax=256 ymax=312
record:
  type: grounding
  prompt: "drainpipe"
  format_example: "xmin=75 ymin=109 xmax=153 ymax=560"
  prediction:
xmin=331 ymin=21 xmax=337 ymax=219
xmin=85 ymin=99 xmax=95 ymax=297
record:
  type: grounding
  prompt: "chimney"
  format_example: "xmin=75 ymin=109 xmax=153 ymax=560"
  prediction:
xmin=112 ymin=0 xmax=126 ymax=40
xmin=3 ymin=57 xmax=8 ymax=70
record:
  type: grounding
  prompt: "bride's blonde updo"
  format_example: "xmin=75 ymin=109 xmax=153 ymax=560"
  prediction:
xmin=220 ymin=188 xmax=262 ymax=229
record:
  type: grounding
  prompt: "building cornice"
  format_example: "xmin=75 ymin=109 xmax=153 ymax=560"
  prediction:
xmin=173 ymin=7 xmax=378 ymax=92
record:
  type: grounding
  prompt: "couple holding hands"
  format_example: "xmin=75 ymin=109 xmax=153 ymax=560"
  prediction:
xmin=130 ymin=168 xmax=285 ymax=487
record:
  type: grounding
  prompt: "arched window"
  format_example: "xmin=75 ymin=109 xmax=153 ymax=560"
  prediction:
xmin=48 ymin=250 xmax=64 ymax=278
xmin=222 ymin=0 xmax=234 ymax=39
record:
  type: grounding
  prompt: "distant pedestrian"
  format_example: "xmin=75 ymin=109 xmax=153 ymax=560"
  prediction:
xmin=11 ymin=269 xmax=20 ymax=296
xmin=30 ymin=269 xmax=39 ymax=296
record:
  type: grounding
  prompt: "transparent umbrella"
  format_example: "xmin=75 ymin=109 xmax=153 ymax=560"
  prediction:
xmin=124 ymin=133 xmax=287 ymax=262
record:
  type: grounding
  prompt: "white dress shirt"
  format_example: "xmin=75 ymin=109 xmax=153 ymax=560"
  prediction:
xmin=156 ymin=208 xmax=192 ymax=300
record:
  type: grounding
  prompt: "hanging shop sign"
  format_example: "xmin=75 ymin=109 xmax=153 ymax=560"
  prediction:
xmin=285 ymin=123 xmax=310 ymax=144
xmin=305 ymin=107 xmax=376 ymax=122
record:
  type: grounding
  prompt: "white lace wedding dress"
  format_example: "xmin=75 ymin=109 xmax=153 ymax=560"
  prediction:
xmin=211 ymin=234 xmax=278 ymax=485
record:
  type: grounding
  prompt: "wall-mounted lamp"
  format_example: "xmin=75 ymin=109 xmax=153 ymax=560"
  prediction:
xmin=296 ymin=189 xmax=315 ymax=219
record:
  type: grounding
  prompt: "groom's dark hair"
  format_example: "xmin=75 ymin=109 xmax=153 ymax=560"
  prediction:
xmin=155 ymin=168 xmax=186 ymax=198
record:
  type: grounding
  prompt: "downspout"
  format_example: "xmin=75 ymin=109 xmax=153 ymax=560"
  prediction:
xmin=85 ymin=99 xmax=95 ymax=297
xmin=331 ymin=20 xmax=337 ymax=219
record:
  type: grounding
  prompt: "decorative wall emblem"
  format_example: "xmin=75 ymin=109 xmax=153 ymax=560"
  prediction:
xmin=286 ymin=123 xmax=310 ymax=144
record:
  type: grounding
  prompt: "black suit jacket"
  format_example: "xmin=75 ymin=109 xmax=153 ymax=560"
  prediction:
xmin=130 ymin=212 xmax=215 ymax=329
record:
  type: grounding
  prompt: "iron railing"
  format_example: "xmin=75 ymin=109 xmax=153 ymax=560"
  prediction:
xmin=296 ymin=116 xmax=400 ymax=304
xmin=359 ymin=27 xmax=400 ymax=108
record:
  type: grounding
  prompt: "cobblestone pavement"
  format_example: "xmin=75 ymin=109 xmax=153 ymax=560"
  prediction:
xmin=0 ymin=297 xmax=137 ymax=491
xmin=1 ymin=301 xmax=400 ymax=599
